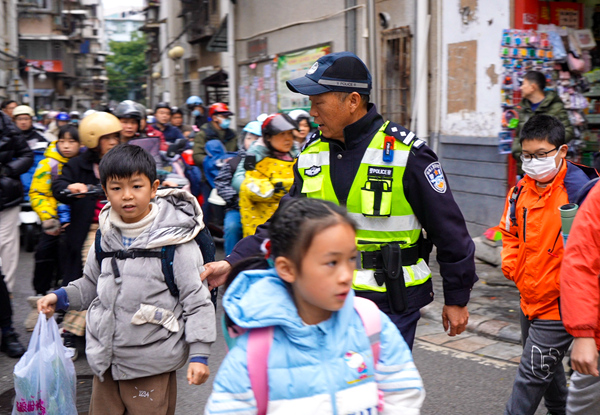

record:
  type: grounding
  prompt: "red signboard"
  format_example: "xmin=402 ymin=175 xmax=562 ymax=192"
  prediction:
xmin=26 ymin=60 xmax=63 ymax=73
xmin=538 ymin=2 xmax=583 ymax=29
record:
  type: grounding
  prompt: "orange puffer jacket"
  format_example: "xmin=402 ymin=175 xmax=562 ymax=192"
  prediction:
xmin=499 ymin=161 xmax=591 ymax=320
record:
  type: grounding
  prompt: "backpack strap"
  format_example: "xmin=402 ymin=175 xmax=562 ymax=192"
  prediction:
xmin=508 ymin=182 xmax=524 ymax=229
xmin=353 ymin=297 xmax=382 ymax=364
xmin=247 ymin=326 xmax=274 ymax=415
xmin=94 ymin=229 xmax=179 ymax=297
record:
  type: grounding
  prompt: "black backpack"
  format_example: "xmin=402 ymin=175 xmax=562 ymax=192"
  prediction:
xmin=94 ymin=226 xmax=216 ymax=297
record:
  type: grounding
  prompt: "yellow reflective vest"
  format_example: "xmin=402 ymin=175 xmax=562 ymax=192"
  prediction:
xmin=297 ymin=122 xmax=432 ymax=292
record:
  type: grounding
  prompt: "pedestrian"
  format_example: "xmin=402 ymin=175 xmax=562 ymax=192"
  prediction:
xmin=560 ymin=181 xmax=600 ymax=415
xmin=193 ymin=102 xmax=237 ymax=223
xmin=38 ymin=144 xmax=216 ymax=414
xmin=213 ymin=120 xmax=261 ymax=255
xmin=512 ymin=71 xmax=573 ymax=169
xmin=0 ymin=105 xmax=33 ymax=293
xmin=202 ymin=51 xmax=477 ymax=350
xmin=152 ymin=102 xmax=184 ymax=146
xmin=233 ymin=113 xmax=299 ymax=237
xmin=186 ymin=95 xmax=208 ymax=129
xmin=499 ymin=114 xmax=596 ymax=415
xmin=51 ymin=111 xmax=120 ymax=357
xmin=288 ymin=109 xmax=312 ymax=148
xmin=0 ymin=100 xmax=17 ymax=118
xmin=205 ymin=197 xmax=424 ymax=414
xmin=0 ymin=263 xmax=25 ymax=358
xmin=24 ymin=124 xmax=81 ymax=330
xmin=170 ymin=107 xmax=194 ymax=138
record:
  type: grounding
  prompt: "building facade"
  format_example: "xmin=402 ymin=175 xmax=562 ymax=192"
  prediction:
xmin=16 ymin=0 xmax=109 ymax=112
xmin=105 ymin=10 xmax=145 ymax=43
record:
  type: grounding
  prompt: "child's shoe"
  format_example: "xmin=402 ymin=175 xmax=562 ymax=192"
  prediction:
xmin=24 ymin=295 xmax=42 ymax=331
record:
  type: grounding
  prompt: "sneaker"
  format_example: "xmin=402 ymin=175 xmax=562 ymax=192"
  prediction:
xmin=24 ymin=295 xmax=42 ymax=331
xmin=0 ymin=330 xmax=26 ymax=358
xmin=61 ymin=330 xmax=78 ymax=361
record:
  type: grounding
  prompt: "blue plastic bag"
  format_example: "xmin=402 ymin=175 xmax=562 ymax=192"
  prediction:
xmin=12 ymin=313 xmax=77 ymax=415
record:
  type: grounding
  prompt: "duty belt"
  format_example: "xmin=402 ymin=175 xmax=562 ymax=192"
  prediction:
xmin=356 ymin=245 xmax=420 ymax=270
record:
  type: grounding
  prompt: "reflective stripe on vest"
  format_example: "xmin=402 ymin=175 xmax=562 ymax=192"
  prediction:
xmin=298 ymin=121 xmax=432 ymax=292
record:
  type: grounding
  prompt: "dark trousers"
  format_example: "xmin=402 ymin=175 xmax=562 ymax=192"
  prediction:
xmin=504 ymin=310 xmax=573 ymax=415
xmin=355 ymin=290 xmax=422 ymax=350
xmin=33 ymin=232 xmax=62 ymax=295
xmin=62 ymin=242 xmax=83 ymax=287
xmin=0 ymin=269 xmax=13 ymax=329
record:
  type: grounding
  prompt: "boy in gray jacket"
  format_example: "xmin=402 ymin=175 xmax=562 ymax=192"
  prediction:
xmin=38 ymin=144 xmax=216 ymax=414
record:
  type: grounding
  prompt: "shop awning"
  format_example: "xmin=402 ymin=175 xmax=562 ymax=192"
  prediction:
xmin=201 ymin=70 xmax=228 ymax=87
xmin=34 ymin=89 xmax=54 ymax=97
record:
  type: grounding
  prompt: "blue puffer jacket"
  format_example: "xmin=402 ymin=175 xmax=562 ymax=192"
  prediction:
xmin=205 ymin=269 xmax=425 ymax=415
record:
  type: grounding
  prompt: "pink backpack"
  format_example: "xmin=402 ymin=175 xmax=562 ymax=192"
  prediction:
xmin=246 ymin=296 xmax=383 ymax=415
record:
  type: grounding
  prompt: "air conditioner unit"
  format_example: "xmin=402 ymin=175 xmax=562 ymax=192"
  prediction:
xmin=0 ymin=70 xmax=7 ymax=87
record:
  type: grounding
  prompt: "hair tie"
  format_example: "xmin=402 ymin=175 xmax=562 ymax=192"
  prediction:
xmin=260 ymin=239 xmax=275 ymax=268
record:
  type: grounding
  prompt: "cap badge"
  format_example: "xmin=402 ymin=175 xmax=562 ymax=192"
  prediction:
xmin=307 ymin=62 xmax=319 ymax=75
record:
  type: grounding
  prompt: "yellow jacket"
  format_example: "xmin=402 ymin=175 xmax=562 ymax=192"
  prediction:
xmin=239 ymin=157 xmax=295 ymax=237
xmin=29 ymin=142 xmax=69 ymax=221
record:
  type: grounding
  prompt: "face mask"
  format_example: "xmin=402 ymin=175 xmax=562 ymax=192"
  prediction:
xmin=522 ymin=151 xmax=562 ymax=182
xmin=192 ymin=110 xmax=200 ymax=117
xmin=219 ymin=118 xmax=231 ymax=129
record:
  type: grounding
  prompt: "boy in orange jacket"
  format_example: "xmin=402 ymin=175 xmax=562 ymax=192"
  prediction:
xmin=499 ymin=114 xmax=594 ymax=415
xmin=560 ymin=182 xmax=600 ymax=414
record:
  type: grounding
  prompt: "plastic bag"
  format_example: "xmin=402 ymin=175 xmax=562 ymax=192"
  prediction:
xmin=12 ymin=313 xmax=77 ymax=415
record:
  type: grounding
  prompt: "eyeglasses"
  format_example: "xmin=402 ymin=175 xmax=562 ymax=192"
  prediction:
xmin=520 ymin=147 xmax=560 ymax=162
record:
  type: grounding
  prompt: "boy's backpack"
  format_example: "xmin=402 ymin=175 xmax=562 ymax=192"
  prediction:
xmin=245 ymin=296 xmax=383 ymax=415
xmin=94 ymin=225 xmax=216 ymax=297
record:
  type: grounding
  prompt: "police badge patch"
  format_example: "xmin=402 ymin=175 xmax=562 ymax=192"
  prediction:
xmin=424 ymin=162 xmax=447 ymax=193
xmin=305 ymin=166 xmax=321 ymax=177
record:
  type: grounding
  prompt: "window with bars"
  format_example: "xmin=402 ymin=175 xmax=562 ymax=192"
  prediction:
xmin=380 ymin=26 xmax=412 ymax=127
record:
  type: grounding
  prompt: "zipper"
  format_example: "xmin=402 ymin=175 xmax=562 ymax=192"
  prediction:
xmin=319 ymin=329 xmax=338 ymax=414
xmin=547 ymin=229 xmax=562 ymax=258
xmin=522 ymin=208 xmax=528 ymax=242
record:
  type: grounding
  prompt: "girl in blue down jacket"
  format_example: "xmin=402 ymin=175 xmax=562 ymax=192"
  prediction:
xmin=205 ymin=198 xmax=425 ymax=415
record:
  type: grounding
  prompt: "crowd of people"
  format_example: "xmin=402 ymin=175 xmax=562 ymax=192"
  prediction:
xmin=0 ymin=51 xmax=598 ymax=415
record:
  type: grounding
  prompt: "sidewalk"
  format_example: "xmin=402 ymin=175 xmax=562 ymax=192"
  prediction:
xmin=412 ymin=252 xmax=525 ymax=363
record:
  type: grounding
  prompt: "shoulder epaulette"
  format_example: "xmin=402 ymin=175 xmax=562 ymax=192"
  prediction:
xmin=384 ymin=122 xmax=425 ymax=149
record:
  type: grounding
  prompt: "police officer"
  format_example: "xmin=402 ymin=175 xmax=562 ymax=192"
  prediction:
xmin=202 ymin=52 xmax=477 ymax=348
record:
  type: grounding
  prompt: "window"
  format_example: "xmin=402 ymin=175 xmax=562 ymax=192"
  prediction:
xmin=380 ymin=26 xmax=412 ymax=127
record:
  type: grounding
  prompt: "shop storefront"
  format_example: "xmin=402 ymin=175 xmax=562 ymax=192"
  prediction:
xmin=504 ymin=0 xmax=600 ymax=187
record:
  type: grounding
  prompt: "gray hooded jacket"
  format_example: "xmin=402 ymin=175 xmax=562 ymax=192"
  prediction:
xmin=64 ymin=189 xmax=216 ymax=381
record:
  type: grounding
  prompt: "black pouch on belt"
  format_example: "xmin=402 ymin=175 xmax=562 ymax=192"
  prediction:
xmin=381 ymin=243 xmax=408 ymax=314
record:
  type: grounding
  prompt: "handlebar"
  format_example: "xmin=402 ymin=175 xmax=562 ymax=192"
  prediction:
xmin=60 ymin=184 xmax=182 ymax=198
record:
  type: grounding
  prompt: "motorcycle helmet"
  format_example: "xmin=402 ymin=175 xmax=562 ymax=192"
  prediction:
xmin=186 ymin=95 xmax=203 ymax=110
xmin=242 ymin=121 xmax=262 ymax=137
xmin=12 ymin=105 xmax=35 ymax=118
xmin=114 ymin=100 xmax=143 ymax=120
xmin=47 ymin=111 xmax=59 ymax=120
xmin=171 ymin=106 xmax=184 ymax=116
xmin=132 ymin=101 xmax=147 ymax=118
xmin=78 ymin=112 xmax=122 ymax=148
xmin=56 ymin=112 xmax=70 ymax=122
xmin=261 ymin=113 xmax=298 ymax=138
xmin=208 ymin=102 xmax=233 ymax=118
xmin=155 ymin=101 xmax=172 ymax=114
xmin=82 ymin=109 xmax=96 ymax=119
xmin=69 ymin=111 xmax=80 ymax=119
xmin=288 ymin=109 xmax=310 ymax=124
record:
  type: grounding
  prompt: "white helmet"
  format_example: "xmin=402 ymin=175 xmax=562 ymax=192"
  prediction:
xmin=288 ymin=109 xmax=310 ymax=122
xmin=12 ymin=105 xmax=35 ymax=118
xmin=82 ymin=109 xmax=96 ymax=119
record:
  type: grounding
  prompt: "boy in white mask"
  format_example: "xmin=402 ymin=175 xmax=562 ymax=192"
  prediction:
xmin=499 ymin=114 xmax=597 ymax=415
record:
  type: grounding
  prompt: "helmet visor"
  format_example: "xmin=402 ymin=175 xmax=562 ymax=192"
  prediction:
xmin=263 ymin=114 xmax=298 ymax=136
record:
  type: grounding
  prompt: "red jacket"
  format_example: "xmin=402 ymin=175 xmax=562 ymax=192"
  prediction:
xmin=561 ymin=181 xmax=600 ymax=351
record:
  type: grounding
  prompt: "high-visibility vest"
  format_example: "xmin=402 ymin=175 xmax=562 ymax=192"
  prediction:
xmin=297 ymin=122 xmax=431 ymax=292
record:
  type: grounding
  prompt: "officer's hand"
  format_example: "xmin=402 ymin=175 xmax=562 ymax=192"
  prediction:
xmin=201 ymin=260 xmax=232 ymax=290
xmin=442 ymin=304 xmax=469 ymax=336
xmin=187 ymin=362 xmax=210 ymax=385
xmin=571 ymin=338 xmax=599 ymax=377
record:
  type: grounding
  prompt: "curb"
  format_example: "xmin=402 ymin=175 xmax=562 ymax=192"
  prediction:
xmin=420 ymin=302 xmax=522 ymax=345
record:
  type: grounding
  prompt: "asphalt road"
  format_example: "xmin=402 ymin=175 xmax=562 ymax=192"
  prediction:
xmin=1 ymin=244 xmax=547 ymax=414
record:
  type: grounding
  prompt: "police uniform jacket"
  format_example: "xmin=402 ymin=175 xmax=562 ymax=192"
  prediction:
xmin=227 ymin=104 xmax=477 ymax=311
